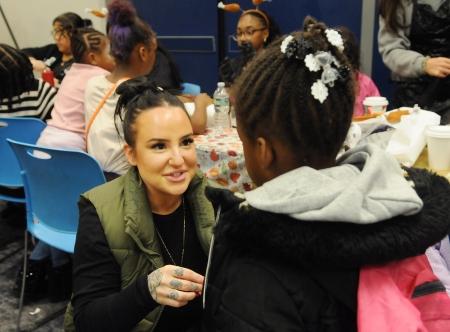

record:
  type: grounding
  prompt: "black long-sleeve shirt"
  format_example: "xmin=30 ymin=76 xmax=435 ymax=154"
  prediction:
xmin=72 ymin=197 xmax=207 ymax=332
xmin=22 ymin=44 xmax=73 ymax=81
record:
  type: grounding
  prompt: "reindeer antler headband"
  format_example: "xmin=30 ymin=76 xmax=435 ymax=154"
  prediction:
xmin=218 ymin=1 xmax=272 ymax=28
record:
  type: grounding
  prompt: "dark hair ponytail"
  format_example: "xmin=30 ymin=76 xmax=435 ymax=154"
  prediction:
xmin=107 ymin=0 xmax=155 ymax=64
xmin=114 ymin=76 xmax=186 ymax=146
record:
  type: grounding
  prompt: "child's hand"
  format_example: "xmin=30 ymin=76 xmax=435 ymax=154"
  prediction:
xmin=194 ymin=93 xmax=213 ymax=109
xmin=29 ymin=57 xmax=47 ymax=73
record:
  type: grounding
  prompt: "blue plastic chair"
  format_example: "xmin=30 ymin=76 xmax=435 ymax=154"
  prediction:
xmin=7 ymin=139 xmax=106 ymax=253
xmin=181 ymin=82 xmax=201 ymax=96
xmin=8 ymin=139 xmax=106 ymax=330
xmin=0 ymin=117 xmax=46 ymax=203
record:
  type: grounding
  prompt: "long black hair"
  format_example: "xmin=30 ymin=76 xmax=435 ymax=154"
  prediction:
xmin=378 ymin=0 xmax=404 ymax=32
xmin=0 ymin=44 xmax=37 ymax=102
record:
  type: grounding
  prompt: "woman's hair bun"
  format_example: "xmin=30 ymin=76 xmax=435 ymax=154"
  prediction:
xmin=107 ymin=0 xmax=137 ymax=27
xmin=116 ymin=76 xmax=162 ymax=106
xmin=83 ymin=18 xmax=93 ymax=28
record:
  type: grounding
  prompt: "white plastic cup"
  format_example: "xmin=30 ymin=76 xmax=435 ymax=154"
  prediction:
xmin=426 ymin=125 xmax=450 ymax=171
xmin=363 ymin=96 xmax=389 ymax=115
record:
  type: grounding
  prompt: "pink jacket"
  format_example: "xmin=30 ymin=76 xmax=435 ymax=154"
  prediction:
xmin=358 ymin=255 xmax=450 ymax=332
xmin=47 ymin=63 xmax=109 ymax=134
xmin=354 ymin=72 xmax=380 ymax=116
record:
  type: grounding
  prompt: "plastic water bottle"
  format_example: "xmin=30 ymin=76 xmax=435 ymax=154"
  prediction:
xmin=213 ymin=82 xmax=230 ymax=128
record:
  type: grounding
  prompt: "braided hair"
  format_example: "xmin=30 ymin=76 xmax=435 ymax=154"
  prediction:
xmin=337 ymin=26 xmax=360 ymax=71
xmin=71 ymin=28 xmax=106 ymax=63
xmin=107 ymin=0 xmax=156 ymax=65
xmin=0 ymin=44 xmax=37 ymax=102
xmin=114 ymin=76 xmax=187 ymax=147
xmin=233 ymin=16 xmax=354 ymax=168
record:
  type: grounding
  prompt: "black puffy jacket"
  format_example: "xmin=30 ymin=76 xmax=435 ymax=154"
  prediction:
xmin=202 ymin=168 xmax=450 ymax=332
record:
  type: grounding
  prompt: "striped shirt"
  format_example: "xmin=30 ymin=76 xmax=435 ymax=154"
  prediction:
xmin=0 ymin=79 xmax=57 ymax=120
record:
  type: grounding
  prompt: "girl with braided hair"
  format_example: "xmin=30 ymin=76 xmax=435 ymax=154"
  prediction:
xmin=202 ymin=16 xmax=450 ymax=331
xmin=11 ymin=28 xmax=116 ymax=305
xmin=0 ymin=44 xmax=57 ymax=119
xmin=84 ymin=0 xmax=158 ymax=179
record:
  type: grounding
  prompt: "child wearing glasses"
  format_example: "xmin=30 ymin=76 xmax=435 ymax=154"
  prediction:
xmin=219 ymin=8 xmax=281 ymax=86
xmin=22 ymin=12 xmax=92 ymax=82
xmin=13 ymin=27 xmax=115 ymax=305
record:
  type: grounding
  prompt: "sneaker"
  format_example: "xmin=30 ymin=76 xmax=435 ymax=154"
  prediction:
xmin=14 ymin=258 xmax=49 ymax=303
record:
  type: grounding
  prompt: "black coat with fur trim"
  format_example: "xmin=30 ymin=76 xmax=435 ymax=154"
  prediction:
xmin=201 ymin=168 xmax=450 ymax=332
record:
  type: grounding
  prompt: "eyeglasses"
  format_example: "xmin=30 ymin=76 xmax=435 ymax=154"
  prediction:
xmin=51 ymin=28 xmax=67 ymax=39
xmin=233 ymin=27 xmax=267 ymax=40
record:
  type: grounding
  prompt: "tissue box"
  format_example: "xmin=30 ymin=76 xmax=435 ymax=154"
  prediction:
xmin=386 ymin=109 xmax=441 ymax=166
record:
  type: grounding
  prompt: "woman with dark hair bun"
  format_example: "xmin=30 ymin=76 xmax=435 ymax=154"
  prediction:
xmin=65 ymin=75 xmax=215 ymax=332
xmin=22 ymin=12 xmax=92 ymax=82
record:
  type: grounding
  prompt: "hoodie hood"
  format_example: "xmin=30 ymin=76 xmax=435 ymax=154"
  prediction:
xmin=206 ymin=166 xmax=450 ymax=269
xmin=245 ymin=144 xmax=423 ymax=224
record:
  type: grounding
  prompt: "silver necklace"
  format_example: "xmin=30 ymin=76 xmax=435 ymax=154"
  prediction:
xmin=154 ymin=197 xmax=186 ymax=266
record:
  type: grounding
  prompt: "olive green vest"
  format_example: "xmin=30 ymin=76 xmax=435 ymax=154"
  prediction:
xmin=64 ymin=167 xmax=215 ymax=331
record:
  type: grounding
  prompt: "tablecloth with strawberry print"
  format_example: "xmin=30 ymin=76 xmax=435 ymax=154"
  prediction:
xmin=194 ymin=127 xmax=254 ymax=193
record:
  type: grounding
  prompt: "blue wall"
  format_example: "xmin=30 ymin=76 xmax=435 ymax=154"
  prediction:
xmin=134 ymin=0 xmax=372 ymax=95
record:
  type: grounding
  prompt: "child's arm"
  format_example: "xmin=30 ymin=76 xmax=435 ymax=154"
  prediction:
xmin=190 ymin=93 xmax=212 ymax=134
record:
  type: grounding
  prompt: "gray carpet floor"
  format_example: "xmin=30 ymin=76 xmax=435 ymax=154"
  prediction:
xmin=0 ymin=201 xmax=66 ymax=332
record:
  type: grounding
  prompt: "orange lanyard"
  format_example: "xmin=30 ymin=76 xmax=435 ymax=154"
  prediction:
xmin=85 ymin=78 xmax=129 ymax=150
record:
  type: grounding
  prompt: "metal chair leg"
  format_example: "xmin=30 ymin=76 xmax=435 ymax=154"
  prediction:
xmin=16 ymin=230 xmax=29 ymax=332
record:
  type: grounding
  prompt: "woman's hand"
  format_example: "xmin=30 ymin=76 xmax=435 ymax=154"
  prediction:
xmin=424 ymin=57 xmax=450 ymax=78
xmin=147 ymin=265 xmax=204 ymax=307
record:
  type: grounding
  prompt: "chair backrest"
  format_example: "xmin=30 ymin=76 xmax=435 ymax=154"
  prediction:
xmin=0 ymin=117 xmax=46 ymax=189
xmin=181 ymin=82 xmax=201 ymax=96
xmin=7 ymin=139 xmax=106 ymax=252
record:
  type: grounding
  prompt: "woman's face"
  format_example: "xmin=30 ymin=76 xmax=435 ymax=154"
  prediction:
xmin=52 ymin=22 xmax=71 ymax=55
xmin=236 ymin=14 xmax=269 ymax=51
xmin=124 ymin=106 xmax=197 ymax=205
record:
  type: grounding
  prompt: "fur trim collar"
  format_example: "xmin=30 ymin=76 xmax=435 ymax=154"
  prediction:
xmin=207 ymin=168 xmax=450 ymax=268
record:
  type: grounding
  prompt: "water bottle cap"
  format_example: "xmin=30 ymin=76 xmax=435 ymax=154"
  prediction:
xmin=217 ymin=82 xmax=225 ymax=88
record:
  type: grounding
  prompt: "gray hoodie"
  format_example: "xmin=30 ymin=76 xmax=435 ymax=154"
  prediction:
xmin=244 ymin=144 xmax=423 ymax=224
